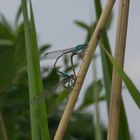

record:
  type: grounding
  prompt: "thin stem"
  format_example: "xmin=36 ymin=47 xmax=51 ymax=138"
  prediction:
xmin=94 ymin=0 xmax=112 ymax=107
xmin=0 ymin=111 xmax=8 ymax=140
xmin=54 ymin=0 xmax=116 ymax=139
xmin=93 ymin=57 xmax=103 ymax=140
xmin=107 ymin=0 xmax=130 ymax=140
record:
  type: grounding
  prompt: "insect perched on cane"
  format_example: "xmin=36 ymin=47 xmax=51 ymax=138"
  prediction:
xmin=42 ymin=44 xmax=87 ymax=89
xmin=31 ymin=44 xmax=88 ymax=104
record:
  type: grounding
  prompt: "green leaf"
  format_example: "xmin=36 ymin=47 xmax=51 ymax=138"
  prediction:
xmin=0 ymin=45 xmax=18 ymax=90
xmin=0 ymin=39 xmax=14 ymax=46
xmin=102 ymin=45 xmax=140 ymax=108
xmin=43 ymin=69 xmax=59 ymax=87
xmin=30 ymin=0 xmax=50 ymax=139
xmin=22 ymin=1 xmax=40 ymax=139
xmin=14 ymin=23 xmax=26 ymax=70
xmin=22 ymin=0 xmax=50 ymax=140
xmin=46 ymin=90 xmax=69 ymax=114
xmin=94 ymin=0 xmax=112 ymax=102
xmin=0 ymin=17 xmax=15 ymax=40
xmin=39 ymin=44 xmax=51 ymax=55
xmin=0 ymin=22 xmax=27 ymax=91
xmin=94 ymin=1 xmax=131 ymax=139
xmin=106 ymin=11 xmax=113 ymax=30
xmin=79 ymin=80 xmax=103 ymax=110
xmin=15 ymin=5 xmax=22 ymax=24
xmin=0 ymin=14 xmax=13 ymax=31
xmin=118 ymin=101 xmax=131 ymax=140
xmin=74 ymin=20 xmax=90 ymax=31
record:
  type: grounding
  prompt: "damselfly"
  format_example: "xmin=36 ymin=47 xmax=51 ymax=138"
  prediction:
xmin=42 ymin=44 xmax=87 ymax=88
xmin=32 ymin=44 xmax=87 ymax=104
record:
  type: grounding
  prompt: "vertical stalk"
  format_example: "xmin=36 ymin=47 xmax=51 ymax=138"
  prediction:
xmin=94 ymin=0 xmax=112 ymax=106
xmin=54 ymin=0 xmax=116 ymax=140
xmin=94 ymin=1 xmax=131 ymax=139
xmin=107 ymin=0 xmax=130 ymax=140
xmin=29 ymin=1 xmax=50 ymax=139
xmin=0 ymin=111 xmax=8 ymax=140
xmin=93 ymin=58 xmax=103 ymax=140
xmin=22 ymin=1 xmax=40 ymax=139
xmin=22 ymin=1 xmax=50 ymax=140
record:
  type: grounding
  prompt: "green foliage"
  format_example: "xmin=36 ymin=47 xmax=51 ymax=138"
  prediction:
xmin=75 ymin=1 xmax=139 ymax=140
xmin=48 ymin=112 xmax=107 ymax=140
xmin=22 ymin=0 xmax=50 ymax=139
xmin=93 ymin=1 xmax=131 ymax=139
xmin=0 ymin=16 xmax=25 ymax=91
xmin=1 ymin=0 xmax=138 ymax=140
xmin=79 ymin=80 xmax=104 ymax=110
xmin=75 ymin=20 xmax=96 ymax=43
xmin=0 ymin=16 xmax=29 ymax=139
xmin=0 ymin=5 xmax=102 ymax=140
xmin=65 ymin=113 xmax=106 ymax=140
xmin=102 ymin=46 xmax=140 ymax=108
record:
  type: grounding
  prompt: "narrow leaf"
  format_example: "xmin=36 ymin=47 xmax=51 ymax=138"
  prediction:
xmin=102 ymin=46 xmax=140 ymax=108
xmin=29 ymin=0 xmax=50 ymax=139
xmin=94 ymin=1 xmax=131 ymax=139
xmin=15 ymin=5 xmax=22 ymax=24
xmin=79 ymin=80 xmax=103 ymax=110
xmin=74 ymin=20 xmax=90 ymax=31
xmin=22 ymin=0 xmax=40 ymax=140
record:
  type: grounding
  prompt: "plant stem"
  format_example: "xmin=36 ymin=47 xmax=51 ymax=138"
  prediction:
xmin=95 ymin=1 xmax=131 ymax=139
xmin=94 ymin=0 xmax=112 ymax=105
xmin=93 ymin=57 xmax=103 ymax=140
xmin=22 ymin=1 xmax=50 ymax=140
xmin=107 ymin=0 xmax=130 ymax=140
xmin=54 ymin=0 xmax=116 ymax=139
xmin=0 ymin=111 xmax=8 ymax=140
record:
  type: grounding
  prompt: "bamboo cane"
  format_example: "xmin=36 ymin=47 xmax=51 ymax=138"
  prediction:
xmin=54 ymin=0 xmax=116 ymax=139
xmin=107 ymin=0 xmax=130 ymax=140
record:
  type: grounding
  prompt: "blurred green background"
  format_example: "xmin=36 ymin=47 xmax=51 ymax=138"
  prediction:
xmin=0 ymin=1 xmax=140 ymax=140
